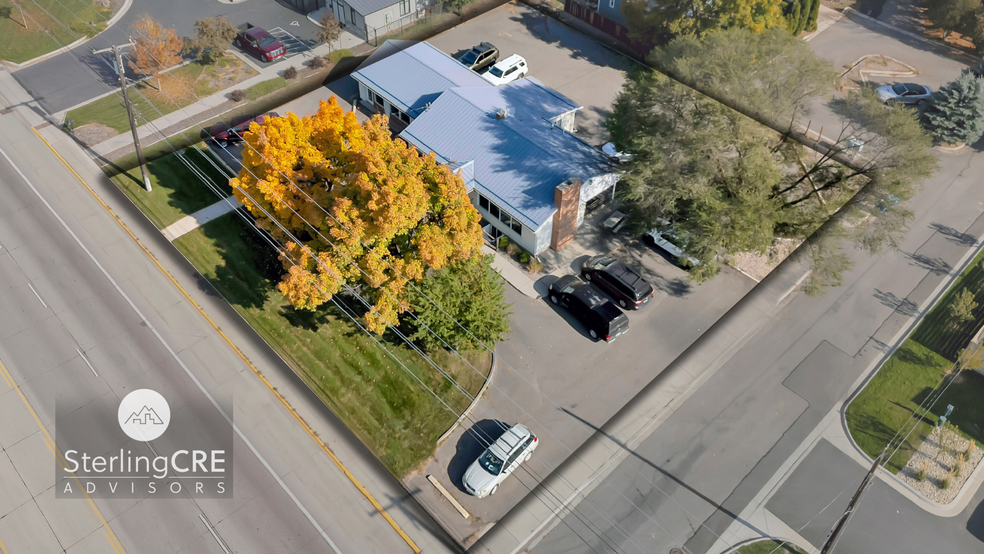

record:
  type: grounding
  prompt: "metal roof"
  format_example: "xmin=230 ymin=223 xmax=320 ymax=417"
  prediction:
xmin=346 ymin=0 xmax=407 ymax=16
xmin=401 ymin=80 xmax=613 ymax=229
xmin=351 ymin=41 xmax=490 ymax=117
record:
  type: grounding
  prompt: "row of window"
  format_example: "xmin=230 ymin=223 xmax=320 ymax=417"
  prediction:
xmin=366 ymin=89 xmax=412 ymax=124
xmin=478 ymin=193 xmax=523 ymax=236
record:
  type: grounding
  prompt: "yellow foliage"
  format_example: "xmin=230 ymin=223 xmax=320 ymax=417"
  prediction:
xmin=231 ymin=98 xmax=483 ymax=333
xmin=130 ymin=15 xmax=183 ymax=78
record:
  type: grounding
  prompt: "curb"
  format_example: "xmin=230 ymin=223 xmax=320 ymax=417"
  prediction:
xmin=718 ymin=537 xmax=813 ymax=554
xmin=843 ymin=8 xmax=981 ymax=64
xmin=437 ymin=351 xmax=497 ymax=445
xmin=839 ymin=227 xmax=984 ymax=516
xmin=935 ymin=143 xmax=969 ymax=154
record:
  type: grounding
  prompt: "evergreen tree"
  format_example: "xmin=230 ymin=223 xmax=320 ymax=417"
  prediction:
xmin=804 ymin=0 xmax=819 ymax=32
xmin=785 ymin=0 xmax=803 ymax=35
xmin=921 ymin=70 xmax=984 ymax=145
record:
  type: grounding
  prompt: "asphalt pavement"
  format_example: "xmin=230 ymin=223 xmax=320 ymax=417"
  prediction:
xmin=531 ymin=11 xmax=984 ymax=554
xmin=0 ymin=87 xmax=455 ymax=553
xmin=12 ymin=0 xmax=322 ymax=114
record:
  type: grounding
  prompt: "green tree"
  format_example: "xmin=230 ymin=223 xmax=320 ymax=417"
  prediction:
xmin=652 ymin=28 xmax=838 ymax=127
xmin=405 ymin=255 xmax=512 ymax=352
xmin=316 ymin=11 xmax=341 ymax=53
xmin=921 ymin=70 xmax=984 ymax=145
xmin=442 ymin=0 xmax=475 ymax=14
xmin=949 ymin=288 xmax=978 ymax=327
xmin=925 ymin=0 xmax=978 ymax=39
xmin=785 ymin=0 xmax=804 ymax=35
xmin=622 ymin=0 xmax=784 ymax=52
xmin=187 ymin=16 xmax=237 ymax=63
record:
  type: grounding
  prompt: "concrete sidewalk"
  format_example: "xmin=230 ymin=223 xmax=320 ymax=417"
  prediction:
xmin=161 ymin=195 xmax=242 ymax=241
xmin=484 ymin=245 xmax=539 ymax=298
xmin=79 ymin=31 xmax=368 ymax=159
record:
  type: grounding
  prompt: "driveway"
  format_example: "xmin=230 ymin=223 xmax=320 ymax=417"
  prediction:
xmin=405 ymin=235 xmax=756 ymax=546
xmin=426 ymin=1 xmax=638 ymax=147
xmin=14 ymin=0 xmax=323 ymax=114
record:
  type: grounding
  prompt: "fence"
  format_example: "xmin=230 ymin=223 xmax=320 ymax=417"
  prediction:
xmin=367 ymin=5 xmax=441 ymax=46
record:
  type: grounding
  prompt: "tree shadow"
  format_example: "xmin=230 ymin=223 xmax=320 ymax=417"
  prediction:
xmin=905 ymin=251 xmax=952 ymax=275
xmin=280 ymin=304 xmax=332 ymax=331
xmin=930 ymin=223 xmax=978 ymax=247
xmin=967 ymin=498 xmax=984 ymax=542
xmin=873 ymin=288 xmax=919 ymax=317
xmin=447 ymin=419 xmax=509 ymax=492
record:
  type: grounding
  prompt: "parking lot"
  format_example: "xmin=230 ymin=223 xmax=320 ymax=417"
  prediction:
xmin=426 ymin=2 xmax=638 ymax=146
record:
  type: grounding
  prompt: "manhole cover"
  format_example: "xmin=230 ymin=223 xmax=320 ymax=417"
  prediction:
xmin=669 ymin=549 xmax=685 ymax=554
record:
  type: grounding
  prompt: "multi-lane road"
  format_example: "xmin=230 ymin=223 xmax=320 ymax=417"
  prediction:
xmin=0 ymin=90 xmax=453 ymax=553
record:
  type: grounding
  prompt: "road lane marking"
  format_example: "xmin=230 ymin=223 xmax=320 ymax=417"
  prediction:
xmin=0 ymin=535 xmax=9 ymax=554
xmin=199 ymin=513 xmax=233 ymax=554
xmin=26 ymin=282 xmax=47 ymax=308
xmin=27 ymin=127 xmax=422 ymax=552
xmin=77 ymin=348 xmax=98 ymax=377
xmin=0 ymin=143 xmax=347 ymax=554
xmin=0 ymin=358 xmax=127 ymax=553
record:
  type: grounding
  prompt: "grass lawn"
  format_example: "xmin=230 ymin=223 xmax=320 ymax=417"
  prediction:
xmin=245 ymin=77 xmax=287 ymax=101
xmin=0 ymin=0 xmax=109 ymax=63
xmin=737 ymin=539 xmax=807 ymax=554
xmin=109 ymin=145 xmax=231 ymax=229
xmin=847 ymin=250 xmax=984 ymax=473
xmin=173 ymin=214 xmax=491 ymax=476
xmin=67 ymin=62 xmax=217 ymax=134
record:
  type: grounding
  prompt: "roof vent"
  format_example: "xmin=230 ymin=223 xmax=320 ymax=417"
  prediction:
xmin=496 ymin=107 xmax=508 ymax=120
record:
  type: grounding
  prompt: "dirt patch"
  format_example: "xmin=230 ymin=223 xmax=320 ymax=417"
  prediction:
xmin=72 ymin=123 xmax=118 ymax=148
xmin=724 ymin=238 xmax=800 ymax=282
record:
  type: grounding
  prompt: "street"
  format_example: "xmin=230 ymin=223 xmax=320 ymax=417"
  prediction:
xmin=529 ymin=9 xmax=984 ymax=554
xmin=0 ymin=93 xmax=455 ymax=553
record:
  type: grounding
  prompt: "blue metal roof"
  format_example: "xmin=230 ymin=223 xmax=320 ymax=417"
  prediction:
xmin=351 ymin=42 xmax=490 ymax=117
xmin=401 ymin=82 xmax=613 ymax=229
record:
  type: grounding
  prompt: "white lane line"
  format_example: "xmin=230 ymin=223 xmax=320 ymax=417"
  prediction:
xmin=27 ymin=282 xmax=47 ymax=308
xmin=0 ymin=146 xmax=345 ymax=554
xmin=77 ymin=348 xmax=98 ymax=377
xmin=199 ymin=513 xmax=233 ymax=554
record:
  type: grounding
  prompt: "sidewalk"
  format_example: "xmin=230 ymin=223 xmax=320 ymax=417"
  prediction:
xmin=484 ymin=245 xmax=539 ymax=298
xmin=80 ymin=31 xmax=368 ymax=159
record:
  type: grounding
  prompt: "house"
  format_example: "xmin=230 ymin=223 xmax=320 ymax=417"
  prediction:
xmin=563 ymin=0 xmax=632 ymax=44
xmin=351 ymin=41 xmax=619 ymax=256
xmin=283 ymin=0 xmax=426 ymax=42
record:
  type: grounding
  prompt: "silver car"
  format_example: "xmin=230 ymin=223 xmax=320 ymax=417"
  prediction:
xmin=462 ymin=424 xmax=538 ymax=498
xmin=645 ymin=220 xmax=700 ymax=267
xmin=876 ymin=83 xmax=932 ymax=105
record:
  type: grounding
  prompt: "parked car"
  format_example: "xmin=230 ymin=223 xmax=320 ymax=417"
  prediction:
xmin=210 ymin=112 xmax=279 ymax=147
xmin=234 ymin=24 xmax=286 ymax=62
xmin=456 ymin=42 xmax=499 ymax=73
xmin=876 ymin=83 xmax=932 ymax=105
xmin=644 ymin=220 xmax=700 ymax=267
xmin=602 ymin=142 xmax=631 ymax=163
xmin=548 ymin=275 xmax=629 ymax=341
xmin=482 ymin=54 xmax=528 ymax=86
xmin=580 ymin=255 xmax=654 ymax=310
xmin=462 ymin=424 xmax=538 ymax=498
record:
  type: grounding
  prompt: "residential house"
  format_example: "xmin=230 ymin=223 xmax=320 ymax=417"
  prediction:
xmin=351 ymin=41 xmax=619 ymax=256
xmin=563 ymin=0 xmax=631 ymax=43
xmin=282 ymin=0 xmax=425 ymax=42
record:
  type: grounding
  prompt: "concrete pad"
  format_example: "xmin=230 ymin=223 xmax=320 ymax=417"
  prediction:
xmin=5 ymin=430 xmax=56 ymax=497
xmin=0 ymin=450 xmax=32 ymax=518
xmin=0 ymin=497 xmax=65 ymax=553
xmin=161 ymin=197 xmax=241 ymax=242
xmin=34 ymin=484 xmax=104 ymax=548
xmin=0 ymin=389 xmax=41 ymax=449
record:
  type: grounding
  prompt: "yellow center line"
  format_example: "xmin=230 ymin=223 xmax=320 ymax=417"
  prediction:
xmin=0 ymin=359 xmax=126 ymax=553
xmin=0 ymin=535 xmax=9 ymax=554
xmin=21 ymin=105 xmax=421 ymax=553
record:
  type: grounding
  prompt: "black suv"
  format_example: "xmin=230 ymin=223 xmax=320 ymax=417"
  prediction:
xmin=580 ymin=255 xmax=654 ymax=310
xmin=548 ymin=275 xmax=629 ymax=341
xmin=456 ymin=42 xmax=499 ymax=73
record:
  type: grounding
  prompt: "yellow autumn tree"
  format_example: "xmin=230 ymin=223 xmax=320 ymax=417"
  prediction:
xmin=231 ymin=98 xmax=484 ymax=333
xmin=130 ymin=15 xmax=183 ymax=91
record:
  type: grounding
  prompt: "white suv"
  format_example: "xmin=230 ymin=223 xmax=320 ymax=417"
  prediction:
xmin=462 ymin=424 xmax=538 ymax=497
xmin=481 ymin=54 xmax=528 ymax=86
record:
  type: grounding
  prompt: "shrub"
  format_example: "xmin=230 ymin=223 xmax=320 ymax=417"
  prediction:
xmin=498 ymin=236 xmax=509 ymax=249
xmin=329 ymin=49 xmax=353 ymax=64
xmin=528 ymin=257 xmax=543 ymax=273
xmin=916 ymin=460 xmax=929 ymax=482
xmin=309 ymin=56 xmax=329 ymax=69
xmin=283 ymin=66 xmax=299 ymax=80
xmin=955 ymin=460 xmax=964 ymax=478
xmin=506 ymin=243 xmax=521 ymax=257
xmin=941 ymin=476 xmax=952 ymax=490
xmin=519 ymin=251 xmax=531 ymax=264
xmin=229 ymin=89 xmax=246 ymax=102
xmin=921 ymin=69 xmax=984 ymax=145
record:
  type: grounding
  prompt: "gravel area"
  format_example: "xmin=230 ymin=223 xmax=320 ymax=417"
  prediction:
xmin=724 ymin=238 xmax=800 ymax=282
xmin=898 ymin=426 xmax=984 ymax=504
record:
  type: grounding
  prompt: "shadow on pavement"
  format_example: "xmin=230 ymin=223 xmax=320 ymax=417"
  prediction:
xmin=448 ymin=419 xmax=509 ymax=492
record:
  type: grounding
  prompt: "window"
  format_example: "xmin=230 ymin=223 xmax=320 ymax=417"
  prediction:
xmin=478 ymin=194 xmax=523 ymax=237
xmin=503 ymin=66 xmax=518 ymax=77
xmin=400 ymin=0 xmax=411 ymax=15
xmin=350 ymin=7 xmax=357 ymax=23
xmin=391 ymin=107 xmax=411 ymax=124
xmin=609 ymin=0 xmax=614 ymax=7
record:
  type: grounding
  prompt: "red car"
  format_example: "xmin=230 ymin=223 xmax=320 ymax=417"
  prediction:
xmin=210 ymin=112 xmax=279 ymax=146
xmin=234 ymin=24 xmax=286 ymax=62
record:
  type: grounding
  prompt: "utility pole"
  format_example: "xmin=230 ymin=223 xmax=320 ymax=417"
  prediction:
xmin=92 ymin=42 xmax=152 ymax=192
xmin=820 ymin=451 xmax=885 ymax=554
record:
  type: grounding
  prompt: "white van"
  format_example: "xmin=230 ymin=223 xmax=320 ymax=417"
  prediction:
xmin=481 ymin=54 xmax=528 ymax=86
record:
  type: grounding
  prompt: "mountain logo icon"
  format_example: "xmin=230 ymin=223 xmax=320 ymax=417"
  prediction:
xmin=118 ymin=389 xmax=170 ymax=442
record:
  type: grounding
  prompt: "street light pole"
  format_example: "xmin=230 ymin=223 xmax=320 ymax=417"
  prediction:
xmin=820 ymin=450 xmax=885 ymax=554
xmin=92 ymin=42 xmax=151 ymax=192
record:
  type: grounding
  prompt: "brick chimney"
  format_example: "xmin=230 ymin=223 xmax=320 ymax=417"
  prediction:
xmin=551 ymin=177 xmax=582 ymax=251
